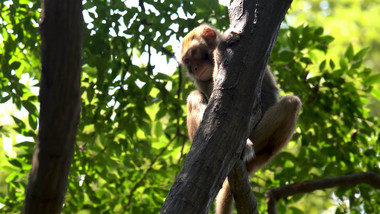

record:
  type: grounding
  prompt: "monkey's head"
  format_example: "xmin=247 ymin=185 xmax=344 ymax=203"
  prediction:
xmin=180 ymin=24 xmax=220 ymax=81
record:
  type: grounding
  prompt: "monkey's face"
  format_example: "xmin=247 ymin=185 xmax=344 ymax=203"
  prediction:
xmin=181 ymin=24 xmax=219 ymax=81
xmin=181 ymin=45 xmax=214 ymax=81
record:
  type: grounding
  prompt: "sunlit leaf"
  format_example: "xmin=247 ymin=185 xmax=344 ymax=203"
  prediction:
xmin=345 ymin=44 xmax=354 ymax=61
xmin=8 ymin=159 xmax=23 ymax=168
xmin=329 ymin=59 xmax=335 ymax=70
xmin=339 ymin=58 xmax=348 ymax=70
xmin=319 ymin=60 xmax=326 ymax=71
xmin=364 ymin=74 xmax=380 ymax=85
xmin=353 ymin=48 xmax=369 ymax=61
xmin=371 ymin=88 xmax=380 ymax=101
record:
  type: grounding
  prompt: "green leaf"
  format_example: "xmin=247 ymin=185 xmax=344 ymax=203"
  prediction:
xmin=5 ymin=173 xmax=20 ymax=183
xmin=289 ymin=27 xmax=300 ymax=49
xmin=353 ymin=48 xmax=368 ymax=61
xmin=279 ymin=51 xmax=294 ymax=61
xmin=315 ymin=27 xmax=323 ymax=36
xmin=300 ymin=57 xmax=311 ymax=64
xmin=371 ymin=88 xmax=380 ymax=101
xmin=88 ymin=193 xmax=101 ymax=204
xmin=364 ymin=74 xmax=380 ymax=85
xmin=339 ymin=58 xmax=348 ymax=70
xmin=28 ymin=114 xmax=37 ymax=130
xmin=319 ymin=60 xmax=326 ymax=71
xmin=14 ymin=141 xmax=35 ymax=149
xmin=321 ymin=35 xmax=334 ymax=44
xmin=154 ymin=122 xmax=163 ymax=138
xmin=22 ymin=101 xmax=38 ymax=115
xmin=345 ymin=44 xmax=354 ymax=61
xmin=350 ymin=60 xmax=362 ymax=70
xmin=155 ymin=73 xmax=170 ymax=80
xmin=329 ymin=59 xmax=335 ymax=70
xmin=12 ymin=116 xmax=26 ymax=128
xmin=289 ymin=206 xmax=305 ymax=214
xmin=8 ymin=159 xmax=23 ymax=168
xmin=86 ymin=84 xmax=95 ymax=102
xmin=10 ymin=61 xmax=21 ymax=70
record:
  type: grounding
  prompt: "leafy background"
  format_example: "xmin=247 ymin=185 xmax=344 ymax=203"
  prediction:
xmin=0 ymin=0 xmax=379 ymax=213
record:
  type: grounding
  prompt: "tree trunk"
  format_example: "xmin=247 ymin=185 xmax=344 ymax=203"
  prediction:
xmin=23 ymin=0 xmax=83 ymax=213
xmin=161 ymin=0 xmax=292 ymax=213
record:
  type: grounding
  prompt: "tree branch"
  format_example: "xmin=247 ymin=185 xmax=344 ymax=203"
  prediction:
xmin=228 ymin=160 xmax=258 ymax=214
xmin=226 ymin=1 xmax=294 ymax=212
xmin=161 ymin=47 xmax=176 ymax=61
xmin=266 ymin=172 xmax=380 ymax=214
xmin=161 ymin=0 xmax=292 ymax=213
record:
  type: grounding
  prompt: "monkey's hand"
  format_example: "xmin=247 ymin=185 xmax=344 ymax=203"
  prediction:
xmin=223 ymin=28 xmax=242 ymax=46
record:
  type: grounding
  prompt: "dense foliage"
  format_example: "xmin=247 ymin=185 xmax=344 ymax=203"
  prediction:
xmin=1 ymin=0 xmax=379 ymax=213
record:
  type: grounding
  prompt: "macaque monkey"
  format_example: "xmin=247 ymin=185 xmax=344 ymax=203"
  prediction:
xmin=181 ymin=24 xmax=301 ymax=214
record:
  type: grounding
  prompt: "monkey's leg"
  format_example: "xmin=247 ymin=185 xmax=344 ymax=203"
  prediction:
xmin=215 ymin=178 xmax=234 ymax=214
xmin=247 ymin=95 xmax=302 ymax=172
xmin=187 ymin=90 xmax=235 ymax=213
xmin=186 ymin=90 xmax=208 ymax=142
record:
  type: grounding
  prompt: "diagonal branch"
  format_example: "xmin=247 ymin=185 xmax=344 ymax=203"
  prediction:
xmin=266 ymin=172 xmax=380 ymax=214
xmin=226 ymin=1 xmax=293 ymax=213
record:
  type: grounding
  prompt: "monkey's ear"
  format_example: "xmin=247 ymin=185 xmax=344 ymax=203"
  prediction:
xmin=202 ymin=26 xmax=217 ymax=42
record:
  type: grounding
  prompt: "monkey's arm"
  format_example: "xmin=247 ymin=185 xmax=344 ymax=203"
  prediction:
xmin=186 ymin=90 xmax=208 ymax=142
xmin=246 ymin=95 xmax=302 ymax=173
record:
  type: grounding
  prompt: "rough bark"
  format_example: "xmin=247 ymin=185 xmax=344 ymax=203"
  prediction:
xmin=22 ymin=0 xmax=83 ymax=213
xmin=161 ymin=0 xmax=292 ymax=213
xmin=228 ymin=160 xmax=258 ymax=214
xmin=266 ymin=172 xmax=380 ymax=214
